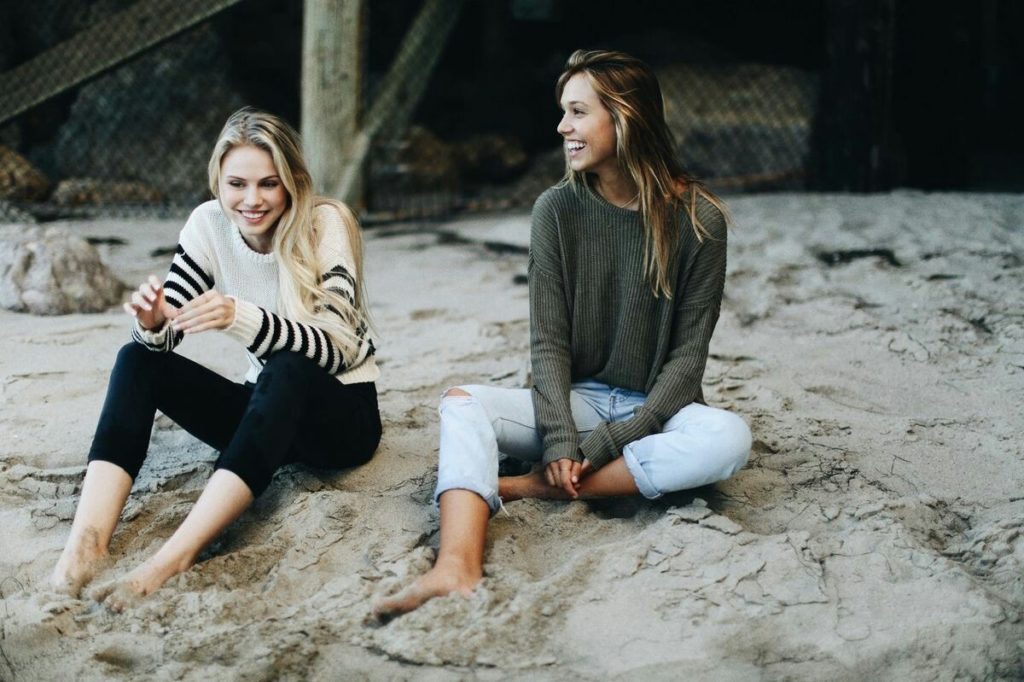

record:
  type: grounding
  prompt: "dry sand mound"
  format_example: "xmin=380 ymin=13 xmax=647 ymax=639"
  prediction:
xmin=0 ymin=192 xmax=1022 ymax=680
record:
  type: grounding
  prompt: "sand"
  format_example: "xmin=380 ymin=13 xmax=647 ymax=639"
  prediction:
xmin=1 ymin=192 xmax=1022 ymax=680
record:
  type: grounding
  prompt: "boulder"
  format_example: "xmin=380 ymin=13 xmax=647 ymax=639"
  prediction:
xmin=0 ymin=225 xmax=126 ymax=314
xmin=52 ymin=178 xmax=164 ymax=206
xmin=452 ymin=134 xmax=529 ymax=183
xmin=658 ymin=62 xmax=818 ymax=189
xmin=0 ymin=145 xmax=51 ymax=201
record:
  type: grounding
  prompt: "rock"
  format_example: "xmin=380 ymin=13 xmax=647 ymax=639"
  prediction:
xmin=45 ymin=22 xmax=246 ymax=206
xmin=51 ymin=178 xmax=164 ymax=206
xmin=0 ymin=199 xmax=38 ymax=224
xmin=700 ymin=515 xmax=744 ymax=535
xmin=0 ymin=144 xmax=50 ymax=201
xmin=372 ymin=126 xmax=460 ymax=192
xmin=668 ymin=505 xmax=713 ymax=523
xmin=451 ymin=134 xmax=529 ymax=182
xmin=0 ymin=225 xmax=126 ymax=314
xmin=658 ymin=62 xmax=818 ymax=189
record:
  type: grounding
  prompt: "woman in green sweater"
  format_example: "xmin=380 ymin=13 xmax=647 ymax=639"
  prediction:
xmin=376 ymin=49 xmax=751 ymax=617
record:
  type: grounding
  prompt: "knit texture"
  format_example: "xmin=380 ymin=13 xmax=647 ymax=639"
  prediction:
xmin=132 ymin=200 xmax=379 ymax=385
xmin=529 ymin=182 xmax=726 ymax=469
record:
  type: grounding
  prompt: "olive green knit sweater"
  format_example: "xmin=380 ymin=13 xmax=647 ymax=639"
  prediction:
xmin=528 ymin=181 xmax=727 ymax=470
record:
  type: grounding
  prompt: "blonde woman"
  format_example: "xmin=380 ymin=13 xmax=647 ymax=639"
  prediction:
xmin=50 ymin=108 xmax=381 ymax=609
xmin=376 ymin=50 xmax=751 ymax=617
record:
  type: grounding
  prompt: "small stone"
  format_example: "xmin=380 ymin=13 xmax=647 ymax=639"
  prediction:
xmin=854 ymin=502 xmax=885 ymax=519
xmin=699 ymin=515 xmax=743 ymax=535
xmin=668 ymin=506 xmax=713 ymax=523
xmin=822 ymin=507 xmax=840 ymax=521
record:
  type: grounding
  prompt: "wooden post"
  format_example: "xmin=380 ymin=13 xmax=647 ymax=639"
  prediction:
xmin=301 ymin=0 xmax=365 ymax=205
xmin=334 ymin=0 xmax=466 ymax=206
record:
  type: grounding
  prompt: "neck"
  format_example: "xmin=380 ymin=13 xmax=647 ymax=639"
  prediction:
xmin=593 ymin=171 xmax=639 ymax=210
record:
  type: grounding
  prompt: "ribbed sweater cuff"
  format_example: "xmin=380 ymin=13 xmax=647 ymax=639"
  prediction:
xmin=580 ymin=409 xmax=661 ymax=470
xmin=225 ymin=298 xmax=262 ymax=348
xmin=133 ymin=318 xmax=170 ymax=346
xmin=541 ymin=440 xmax=582 ymax=466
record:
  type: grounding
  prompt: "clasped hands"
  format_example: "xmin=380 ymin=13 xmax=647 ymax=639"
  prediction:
xmin=124 ymin=275 xmax=235 ymax=334
xmin=545 ymin=457 xmax=594 ymax=498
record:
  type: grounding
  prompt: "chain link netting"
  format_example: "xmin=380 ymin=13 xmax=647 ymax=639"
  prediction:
xmin=1 ymin=0 xmax=818 ymax=224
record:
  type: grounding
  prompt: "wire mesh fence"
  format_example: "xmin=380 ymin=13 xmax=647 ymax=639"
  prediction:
xmin=1 ymin=0 xmax=819 ymax=224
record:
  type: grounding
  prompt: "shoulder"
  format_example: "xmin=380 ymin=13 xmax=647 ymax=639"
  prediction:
xmin=188 ymin=199 xmax=225 ymax=225
xmin=682 ymin=192 xmax=728 ymax=242
xmin=180 ymin=200 xmax=226 ymax=248
xmin=532 ymin=182 xmax=581 ymax=215
xmin=311 ymin=199 xmax=358 ymax=261
xmin=312 ymin=200 xmax=355 ymax=228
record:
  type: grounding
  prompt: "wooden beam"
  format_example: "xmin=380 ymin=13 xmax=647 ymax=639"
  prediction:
xmin=0 ymin=0 xmax=245 ymax=126
xmin=334 ymin=0 xmax=465 ymax=205
xmin=302 ymin=0 xmax=365 ymax=203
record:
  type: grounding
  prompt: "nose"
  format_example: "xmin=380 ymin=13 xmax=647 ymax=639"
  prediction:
xmin=244 ymin=184 xmax=260 ymax=207
xmin=557 ymin=112 xmax=572 ymax=136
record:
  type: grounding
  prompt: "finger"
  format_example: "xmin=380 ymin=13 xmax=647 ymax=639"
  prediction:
xmin=580 ymin=460 xmax=593 ymax=478
xmin=148 ymin=274 xmax=162 ymax=290
xmin=131 ymin=291 xmax=151 ymax=311
xmin=560 ymin=462 xmax=577 ymax=497
xmin=544 ymin=464 xmax=556 ymax=487
xmin=570 ymin=460 xmax=582 ymax=486
xmin=123 ymin=302 xmax=137 ymax=317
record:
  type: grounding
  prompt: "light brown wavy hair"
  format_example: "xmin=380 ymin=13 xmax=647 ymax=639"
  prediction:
xmin=208 ymin=107 xmax=371 ymax=360
xmin=556 ymin=49 xmax=730 ymax=298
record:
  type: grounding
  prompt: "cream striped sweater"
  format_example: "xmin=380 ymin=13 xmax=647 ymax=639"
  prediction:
xmin=132 ymin=200 xmax=379 ymax=385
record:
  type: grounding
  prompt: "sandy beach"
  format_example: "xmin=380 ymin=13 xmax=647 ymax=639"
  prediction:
xmin=1 ymin=191 xmax=1022 ymax=680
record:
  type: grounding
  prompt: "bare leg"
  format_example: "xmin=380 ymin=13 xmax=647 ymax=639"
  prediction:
xmin=499 ymin=457 xmax=640 ymax=501
xmin=91 ymin=468 xmax=254 ymax=611
xmin=374 ymin=489 xmax=489 ymax=618
xmin=50 ymin=460 xmax=133 ymax=597
xmin=575 ymin=458 xmax=639 ymax=497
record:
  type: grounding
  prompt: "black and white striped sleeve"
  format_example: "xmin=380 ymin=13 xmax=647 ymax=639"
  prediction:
xmin=131 ymin=216 xmax=215 ymax=352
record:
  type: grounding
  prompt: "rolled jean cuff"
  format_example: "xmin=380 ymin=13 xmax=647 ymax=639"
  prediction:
xmin=622 ymin=444 xmax=662 ymax=499
xmin=434 ymin=481 xmax=502 ymax=516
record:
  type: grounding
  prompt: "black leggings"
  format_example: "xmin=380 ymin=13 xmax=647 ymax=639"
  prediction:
xmin=88 ymin=343 xmax=382 ymax=496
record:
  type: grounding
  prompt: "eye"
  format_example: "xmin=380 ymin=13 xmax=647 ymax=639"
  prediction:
xmin=573 ymin=108 xmax=584 ymax=116
xmin=228 ymin=180 xmax=244 ymax=188
xmin=261 ymin=180 xmax=279 ymax=189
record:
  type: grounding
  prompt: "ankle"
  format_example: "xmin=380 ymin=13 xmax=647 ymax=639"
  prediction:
xmin=433 ymin=554 xmax=482 ymax=582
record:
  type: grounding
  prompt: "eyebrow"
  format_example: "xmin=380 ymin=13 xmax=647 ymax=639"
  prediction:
xmin=225 ymin=175 xmax=281 ymax=181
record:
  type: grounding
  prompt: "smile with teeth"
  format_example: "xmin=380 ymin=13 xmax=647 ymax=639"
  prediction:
xmin=240 ymin=210 xmax=268 ymax=221
xmin=566 ymin=141 xmax=586 ymax=152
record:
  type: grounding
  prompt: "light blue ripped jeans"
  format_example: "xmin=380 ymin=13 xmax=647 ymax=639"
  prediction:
xmin=435 ymin=379 xmax=752 ymax=514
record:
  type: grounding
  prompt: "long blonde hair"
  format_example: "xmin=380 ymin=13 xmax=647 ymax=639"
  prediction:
xmin=208 ymin=108 xmax=371 ymax=359
xmin=556 ymin=49 xmax=730 ymax=298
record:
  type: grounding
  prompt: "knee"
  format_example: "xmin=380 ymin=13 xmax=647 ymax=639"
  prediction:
xmin=113 ymin=341 xmax=158 ymax=373
xmin=443 ymin=387 xmax=472 ymax=399
xmin=714 ymin=411 xmax=752 ymax=469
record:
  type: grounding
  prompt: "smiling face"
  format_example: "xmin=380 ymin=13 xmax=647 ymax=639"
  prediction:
xmin=218 ymin=144 xmax=288 ymax=253
xmin=557 ymin=72 xmax=619 ymax=179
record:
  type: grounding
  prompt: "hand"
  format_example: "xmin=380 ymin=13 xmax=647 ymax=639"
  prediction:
xmin=123 ymin=275 xmax=177 ymax=331
xmin=170 ymin=290 xmax=235 ymax=335
xmin=545 ymin=458 xmax=583 ymax=498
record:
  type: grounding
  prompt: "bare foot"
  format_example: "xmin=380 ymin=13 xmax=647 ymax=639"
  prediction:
xmin=498 ymin=469 xmax=572 ymax=502
xmin=373 ymin=561 xmax=480 ymax=620
xmin=89 ymin=555 xmax=187 ymax=612
xmin=49 ymin=528 xmax=111 ymax=598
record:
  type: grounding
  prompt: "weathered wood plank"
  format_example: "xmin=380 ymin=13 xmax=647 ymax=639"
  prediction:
xmin=334 ymin=0 xmax=465 ymax=205
xmin=302 ymin=0 xmax=366 ymax=203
